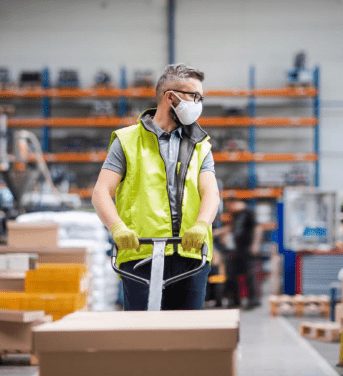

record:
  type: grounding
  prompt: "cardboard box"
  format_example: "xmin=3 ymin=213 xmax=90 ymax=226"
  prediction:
xmin=7 ymin=221 xmax=59 ymax=248
xmin=336 ymin=303 xmax=343 ymax=329
xmin=0 ymin=309 xmax=52 ymax=352
xmin=0 ymin=246 xmax=91 ymax=264
xmin=33 ymin=310 xmax=240 ymax=376
xmin=0 ymin=270 xmax=25 ymax=291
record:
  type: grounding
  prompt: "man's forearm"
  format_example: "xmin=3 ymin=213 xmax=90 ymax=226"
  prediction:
xmin=92 ymin=189 xmax=121 ymax=230
xmin=196 ymin=192 xmax=220 ymax=226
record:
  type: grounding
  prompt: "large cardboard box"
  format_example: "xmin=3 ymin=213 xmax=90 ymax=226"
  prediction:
xmin=33 ymin=310 xmax=240 ymax=376
xmin=7 ymin=221 xmax=59 ymax=248
xmin=0 ymin=309 xmax=51 ymax=352
xmin=0 ymin=271 xmax=25 ymax=291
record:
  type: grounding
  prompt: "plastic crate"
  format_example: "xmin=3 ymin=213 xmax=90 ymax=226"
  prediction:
xmin=25 ymin=264 xmax=88 ymax=293
xmin=0 ymin=292 xmax=26 ymax=310
xmin=0 ymin=292 xmax=87 ymax=320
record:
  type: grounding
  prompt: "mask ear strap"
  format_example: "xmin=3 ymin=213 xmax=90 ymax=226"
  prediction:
xmin=166 ymin=90 xmax=182 ymax=102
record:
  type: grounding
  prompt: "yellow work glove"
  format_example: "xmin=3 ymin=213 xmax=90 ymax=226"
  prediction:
xmin=182 ymin=221 xmax=209 ymax=252
xmin=110 ymin=221 xmax=140 ymax=252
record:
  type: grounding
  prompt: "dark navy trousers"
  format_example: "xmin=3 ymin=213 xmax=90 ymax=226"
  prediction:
xmin=120 ymin=253 xmax=211 ymax=311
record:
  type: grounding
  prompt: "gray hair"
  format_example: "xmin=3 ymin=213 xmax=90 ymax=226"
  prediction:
xmin=155 ymin=63 xmax=205 ymax=103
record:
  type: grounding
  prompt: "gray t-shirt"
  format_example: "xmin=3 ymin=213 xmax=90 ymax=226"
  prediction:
xmin=102 ymin=123 xmax=215 ymax=220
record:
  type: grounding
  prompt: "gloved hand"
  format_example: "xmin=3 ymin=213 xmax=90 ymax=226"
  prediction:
xmin=110 ymin=221 xmax=140 ymax=252
xmin=182 ymin=221 xmax=209 ymax=252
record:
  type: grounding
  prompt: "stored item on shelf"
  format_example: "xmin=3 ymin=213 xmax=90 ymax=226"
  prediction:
xmin=287 ymin=51 xmax=313 ymax=86
xmin=91 ymin=100 xmax=114 ymax=116
xmin=132 ymin=69 xmax=154 ymax=87
xmin=0 ymin=68 xmax=10 ymax=88
xmin=56 ymin=70 xmax=79 ymax=88
xmin=25 ymin=263 xmax=88 ymax=294
xmin=221 ymin=138 xmax=248 ymax=152
xmin=7 ymin=253 xmax=37 ymax=271
xmin=0 ymin=309 xmax=51 ymax=352
xmin=33 ymin=309 xmax=240 ymax=376
xmin=222 ymin=107 xmax=246 ymax=117
xmin=283 ymin=188 xmax=339 ymax=251
xmin=285 ymin=165 xmax=310 ymax=186
xmin=19 ymin=71 xmax=42 ymax=87
xmin=94 ymin=70 xmax=112 ymax=86
xmin=7 ymin=221 xmax=59 ymax=248
xmin=0 ymin=270 xmax=25 ymax=291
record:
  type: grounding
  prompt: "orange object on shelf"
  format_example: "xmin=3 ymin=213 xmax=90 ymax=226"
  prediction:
xmin=8 ymin=116 xmax=136 ymax=128
xmin=213 ymin=151 xmax=253 ymax=162
xmin=0 ymin=86 xmax=318 ymax=99
xmin=254 ymin=153 xmax=317 ymax=162
xmin=0 ymin=292 xmax=87 ymax=321
xmin=222 ymin=188 xmax=283 ymax=199
xmin=8 ymin=116 xmax=317 ymax=128
xmin=25 ymin=264 xmax=88 ymax=294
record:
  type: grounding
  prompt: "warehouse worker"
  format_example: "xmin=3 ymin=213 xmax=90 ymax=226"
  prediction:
xmin=92 ymin=64 xmax=220 ymax=311
xmin=214 ymin=199 xmax=262 ymax=310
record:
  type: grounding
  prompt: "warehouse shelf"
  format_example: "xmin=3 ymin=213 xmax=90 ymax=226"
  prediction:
xmin=24 ymin=151 xmax=317 ymax=164
xmin=7 ymin=116 xmax=317 ymax=128
xmin=2 ymin=66 xmax=319 ymax=206
xmin=0 ymin=86 xmax=317 ymax=100
xmin=70 ymin=187 xmax=283 ymax=200
xmin=222 ymin=188 xmax=283 ymax=199
xmin=213 ymin=152 xmax=317 ymax=163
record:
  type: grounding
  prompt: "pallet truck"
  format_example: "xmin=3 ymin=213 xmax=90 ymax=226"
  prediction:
xmin=111 ymin=237 xmax=208 ymax=311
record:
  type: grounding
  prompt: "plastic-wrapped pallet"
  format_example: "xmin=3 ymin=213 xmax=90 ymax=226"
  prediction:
xmin=15 ymin=211 xmax=118 ymax=312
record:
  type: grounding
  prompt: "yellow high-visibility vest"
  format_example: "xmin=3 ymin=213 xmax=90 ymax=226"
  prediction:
xmin=109 ymin=109 xmax=213 ymax=267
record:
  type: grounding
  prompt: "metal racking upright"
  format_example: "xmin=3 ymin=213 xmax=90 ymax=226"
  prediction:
xmin=277 ymin=66 xmax=320 ymax=295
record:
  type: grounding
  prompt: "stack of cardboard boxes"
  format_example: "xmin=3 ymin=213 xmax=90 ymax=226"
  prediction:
xmin=0 ymin=309 xmax=51 ymax=358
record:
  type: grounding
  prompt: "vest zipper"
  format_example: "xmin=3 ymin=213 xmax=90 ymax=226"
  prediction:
xmin=177 ymin=140 xmax=197 ymax=229
xmin=148 ymin=131 xmax=175 ymax=237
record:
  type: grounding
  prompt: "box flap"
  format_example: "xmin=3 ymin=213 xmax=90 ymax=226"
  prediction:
xmin=33 ymin=310 xmax=239 ymax=352
xmin=0 ymin=309 xmax=46 ymax=322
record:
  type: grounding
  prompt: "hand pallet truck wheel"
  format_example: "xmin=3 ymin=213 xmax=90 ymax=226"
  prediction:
xmin=111 ymin=237 xmax=208 ymax=311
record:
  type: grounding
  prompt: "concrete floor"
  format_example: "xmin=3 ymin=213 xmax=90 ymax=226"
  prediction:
xmin=238 ymin=296 xmax=342 ymax=376
xmin=0 ymin=285 xmax=342 ymax=376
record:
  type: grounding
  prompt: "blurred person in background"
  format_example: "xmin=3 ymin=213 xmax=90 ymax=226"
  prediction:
xmin=213 ymin=199 xmax=263 ymax=310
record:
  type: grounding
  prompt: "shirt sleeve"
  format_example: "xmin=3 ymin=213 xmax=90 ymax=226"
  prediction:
xmin=101 ymin=137 xmax=127 ymax=177
xmin=199 ymin=150 xmax=215 ymax=174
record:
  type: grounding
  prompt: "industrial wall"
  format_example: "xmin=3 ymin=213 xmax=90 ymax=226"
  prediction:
xmin=1 ymin=0 xmax=342 ymax=189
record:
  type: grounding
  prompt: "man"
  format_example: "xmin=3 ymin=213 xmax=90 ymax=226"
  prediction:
xmin=92 ymin=64 xmax=220 ymax=311
xmin=214 ymin=199 xmax=262 ymax=309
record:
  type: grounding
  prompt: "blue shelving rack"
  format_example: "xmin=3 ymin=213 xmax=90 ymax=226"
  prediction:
xmin=277 ymin=66 xmax=320 ymax=295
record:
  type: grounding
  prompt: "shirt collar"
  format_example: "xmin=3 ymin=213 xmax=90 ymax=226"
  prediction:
xmin=151 ymin=120 xmax=183 ymax=139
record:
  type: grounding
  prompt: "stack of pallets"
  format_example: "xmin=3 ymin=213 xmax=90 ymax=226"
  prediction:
xmin=269 ymin=294 xmax=330 ymax=317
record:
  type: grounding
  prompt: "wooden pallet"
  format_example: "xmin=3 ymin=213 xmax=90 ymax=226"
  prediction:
xmin=0 ymin=350 xmax=38 ymax=365
xmin=299 ymin=321 xmax=341 ymax=342
xmin=269 ymin=294 xmax=330 ymax=317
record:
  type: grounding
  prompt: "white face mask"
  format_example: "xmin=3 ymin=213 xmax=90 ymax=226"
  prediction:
xmin=170 ymin=92 xmax=203 ymax=126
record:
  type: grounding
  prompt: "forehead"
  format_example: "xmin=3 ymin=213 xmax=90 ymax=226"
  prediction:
xmin=178 ymin=78 xmax=203 ymax=94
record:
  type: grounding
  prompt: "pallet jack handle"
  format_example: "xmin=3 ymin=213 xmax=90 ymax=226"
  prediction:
xmin=111 ymin=237 xmax=208 ymax=287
